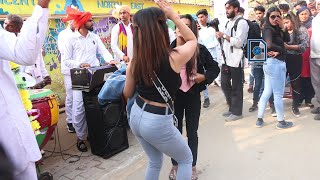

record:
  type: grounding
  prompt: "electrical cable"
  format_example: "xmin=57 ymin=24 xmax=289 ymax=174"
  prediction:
xmin=42 ymin=123 xmax=92 ymax=164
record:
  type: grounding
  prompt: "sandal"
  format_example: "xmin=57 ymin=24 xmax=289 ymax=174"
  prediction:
xmin=77 ymin=140 xmax=88 ymax=152
xmin=169 ymin=165 xmax=177 ymax=180
xmin=192 ymin=166 xmax=198 ymax=180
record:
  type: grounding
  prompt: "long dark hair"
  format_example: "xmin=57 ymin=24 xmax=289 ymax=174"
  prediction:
xmin=179 ymin=14 xmax=198 ymax=84
xmin=131 ymin=7 xmax=171 ymax=86
xmin=264 ymin=6 xmax=284 ymax=38
xmin=265 ymin=6 xmax=282 ymax=27
xmin=283 ymin=11 xmax=301 ymax=44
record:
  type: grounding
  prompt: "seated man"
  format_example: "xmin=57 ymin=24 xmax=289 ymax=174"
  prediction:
xmin=4 ymin=14 xmax=51 ymax=89
xmin=24 ymin=48 xmax=52 ymax=89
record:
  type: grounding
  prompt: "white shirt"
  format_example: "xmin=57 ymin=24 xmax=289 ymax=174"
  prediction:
xmin=111 ymin=22 xmax=133 ymax=61
xmin=24 ymin=50 xmax=49 ymax=83
xmin=198 ymin=24 xmax=219 ymax=59
xmin=168 ymin=28 xmax=176 ymax=44
xmin=62 ymin=31 xmax=113 ymax=69
xmin=0 ymin=5 xmax=48 ymax=174
xmin=58 ymin=27 xmax=74 ymax=75
xmin=311 ymin=14 xmax=320 ymax=58
xmin=223 ymin=15 xmax=249 ymax=68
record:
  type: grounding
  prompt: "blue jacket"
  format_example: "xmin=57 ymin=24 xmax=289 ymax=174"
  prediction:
xmin=98 ymin=67 xmax=126 ymax=105
xmin=98 ymin=67 xmax=137 ymax=117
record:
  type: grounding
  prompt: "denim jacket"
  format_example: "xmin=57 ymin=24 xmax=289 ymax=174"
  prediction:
xmin=98 ymin=67 xmax=137 ymax=117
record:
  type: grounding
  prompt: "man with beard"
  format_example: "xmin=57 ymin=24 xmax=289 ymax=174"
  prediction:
xmin=62 ymin=7 xmax=114 ymax=152
xmin=111 ymin=5 xmax=133 ymax=63
xmin=216 ymin=0 xmax=249 ymax=121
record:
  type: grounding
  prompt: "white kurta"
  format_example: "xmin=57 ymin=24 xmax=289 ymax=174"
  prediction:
xmin=111 ymin=22 xmax=133 ymax=62
xmin=24 ymin=50 xmax=49 ymax=83
xmin=57 ymin=27 xmax=75 ymax=124
xmin=62 ymin=30 xmax=114 ymax=140
xmin=58 ymin=27 xmax=74 ymax=75
xmin=0 ymin=5 xmax=49 ymax=176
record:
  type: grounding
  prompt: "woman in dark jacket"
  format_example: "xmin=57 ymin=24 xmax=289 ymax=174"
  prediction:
xmin=283 ymin=12 xmax=309 ymax=116
xmin=297 ymin=6 xmax=315 ymax=108
xmin=169 ymin=14 xmax=220 ymax=180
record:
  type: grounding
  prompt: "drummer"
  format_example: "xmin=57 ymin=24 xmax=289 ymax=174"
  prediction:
xmin=0 ymin=0 xmax=51 ymax=179
xmin=4 ymin=14 xmax=52 ymax=89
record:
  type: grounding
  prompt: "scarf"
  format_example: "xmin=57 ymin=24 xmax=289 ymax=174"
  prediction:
xmin=119 ymin=22 xmax=133 ymax=56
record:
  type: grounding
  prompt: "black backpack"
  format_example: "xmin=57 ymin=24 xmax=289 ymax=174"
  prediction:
xmin=225 ymin=17 xmax=262 ymax=58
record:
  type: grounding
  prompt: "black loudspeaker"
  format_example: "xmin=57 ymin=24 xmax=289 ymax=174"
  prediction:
xmin=82 ymin=86 xmax=129 ymax=159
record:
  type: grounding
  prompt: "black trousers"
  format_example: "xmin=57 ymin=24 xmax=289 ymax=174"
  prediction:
xmin=300 ymin=77 xmax=315 ymax=104
xmin=221 ymin=64 xmax=243 ymax=116
xmin=285 ymin=54 xmax=302 ymax=107
xmin=171 ymin=89 xmax=201 ymax=167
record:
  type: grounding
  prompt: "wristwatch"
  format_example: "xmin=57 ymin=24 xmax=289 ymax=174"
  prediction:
xmin=223 ymin=34 xmax=227 ymax=39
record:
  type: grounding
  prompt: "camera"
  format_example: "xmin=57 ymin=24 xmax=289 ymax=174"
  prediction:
xmin=209 ymin=18 xmax=220 ymax=32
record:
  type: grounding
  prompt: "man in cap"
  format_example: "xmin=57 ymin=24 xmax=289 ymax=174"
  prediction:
xmin=61 ymin=7 xmax=114 ymax=152
xmin=58 ymin=14 xmax=77 ymax=134
xmin=111 ymin=5 xmax=133 ymax=63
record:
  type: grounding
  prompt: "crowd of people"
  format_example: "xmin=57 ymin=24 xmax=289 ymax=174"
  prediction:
xmin=1 ymin=0 xmax=320 ymax=179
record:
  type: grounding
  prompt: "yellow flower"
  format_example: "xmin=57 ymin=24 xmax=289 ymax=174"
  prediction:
xmin=19 ymin=89 xmax=32 ymax=111
xmin=9 ymin=62 xmax=20 ymax=70
xmin=31 ymin=120 xmax=41 ymax=132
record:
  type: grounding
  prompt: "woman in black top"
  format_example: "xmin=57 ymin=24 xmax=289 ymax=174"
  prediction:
xmin=123 ymin=1 xmax=198 ymax=179
xmin=168 ymin=14 xmax=220 ymax=180
xmin=256 ymin=7 xmax=294 ymax=129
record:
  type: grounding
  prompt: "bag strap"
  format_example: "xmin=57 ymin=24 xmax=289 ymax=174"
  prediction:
xmin=230 ymin=17 xmax=243 ymax=37
xmin=151 ymin=71 xmax=178 ymax=126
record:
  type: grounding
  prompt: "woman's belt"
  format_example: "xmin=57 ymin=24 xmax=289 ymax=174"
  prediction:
xmin=135 ymin=96 xmax=172 ymax=115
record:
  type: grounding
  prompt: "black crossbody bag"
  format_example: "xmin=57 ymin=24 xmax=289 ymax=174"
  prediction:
xmin=151 ymin=71 xmax=178 ymax=127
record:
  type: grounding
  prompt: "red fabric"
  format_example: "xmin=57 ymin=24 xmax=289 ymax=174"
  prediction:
xmin=62 ymin=7 xmax=92 ymax=29
xmin=301 ymin=27 xmax=312 ymax=77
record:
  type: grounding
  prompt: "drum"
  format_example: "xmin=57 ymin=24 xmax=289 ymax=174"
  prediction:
xmin=29 ymin=89 xmax=59 ymax=149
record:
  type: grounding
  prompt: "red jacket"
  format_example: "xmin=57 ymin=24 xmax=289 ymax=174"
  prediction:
xmin=301 ymin=27 xmax=312 ymax=77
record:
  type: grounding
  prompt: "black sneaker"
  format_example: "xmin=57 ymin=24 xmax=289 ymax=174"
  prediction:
xmin=292 ymin=107 xmax=300 ymax=117
xmin=67 ymin=123 xmax=76 ymax=133
xmin=256 ymin=118 xmax=264 ymax=128
xmin=203 ymin=98 xmax=210 ymax=108
xmin=305 ymin=103 xmax=314 ymax=108
xmin=249 ymin=104 xmax=258 ymax=112
xmin=276 ymin=120 xmax=293 ymax=129
xmin=311 ymin=107 xmax=320 ymax=114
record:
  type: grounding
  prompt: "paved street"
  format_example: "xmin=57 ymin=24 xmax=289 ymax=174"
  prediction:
xmin=42 ymin=77 xmax=319 ymax=180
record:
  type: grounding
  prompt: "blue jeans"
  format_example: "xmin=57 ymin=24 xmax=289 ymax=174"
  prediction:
xmin=257 ymin=58 xmax=286 ymax=121
xmin=203 ymin=85 xmax=209 ymax=99
xmin=129 ymin=102 xmax=193 ymax=180
xmin=249 ymin=66 xmax=254 ymax=86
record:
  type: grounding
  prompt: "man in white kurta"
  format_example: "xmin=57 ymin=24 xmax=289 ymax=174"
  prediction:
xmin=58 ymin=21 xmax=76 ymax=133
xmin=24 ymin=48 xmax=51 ymax=85
xmin=111 ymin=5 xmax=133 ymax=62
xmin=0 ymin=2 xmax=49 ymax=180
xmin=61 ymin=8 xmax=114 ymax=151
xmin=4 ymin=14 xmax=51 ymax=89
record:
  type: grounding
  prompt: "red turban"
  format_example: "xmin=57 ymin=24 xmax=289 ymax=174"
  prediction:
xmin=62 ymin=7 xmax=92 ymax=29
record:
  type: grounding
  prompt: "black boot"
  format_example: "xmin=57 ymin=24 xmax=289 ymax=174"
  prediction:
xmin=249 ymin=102 xmax=258 ymax=112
